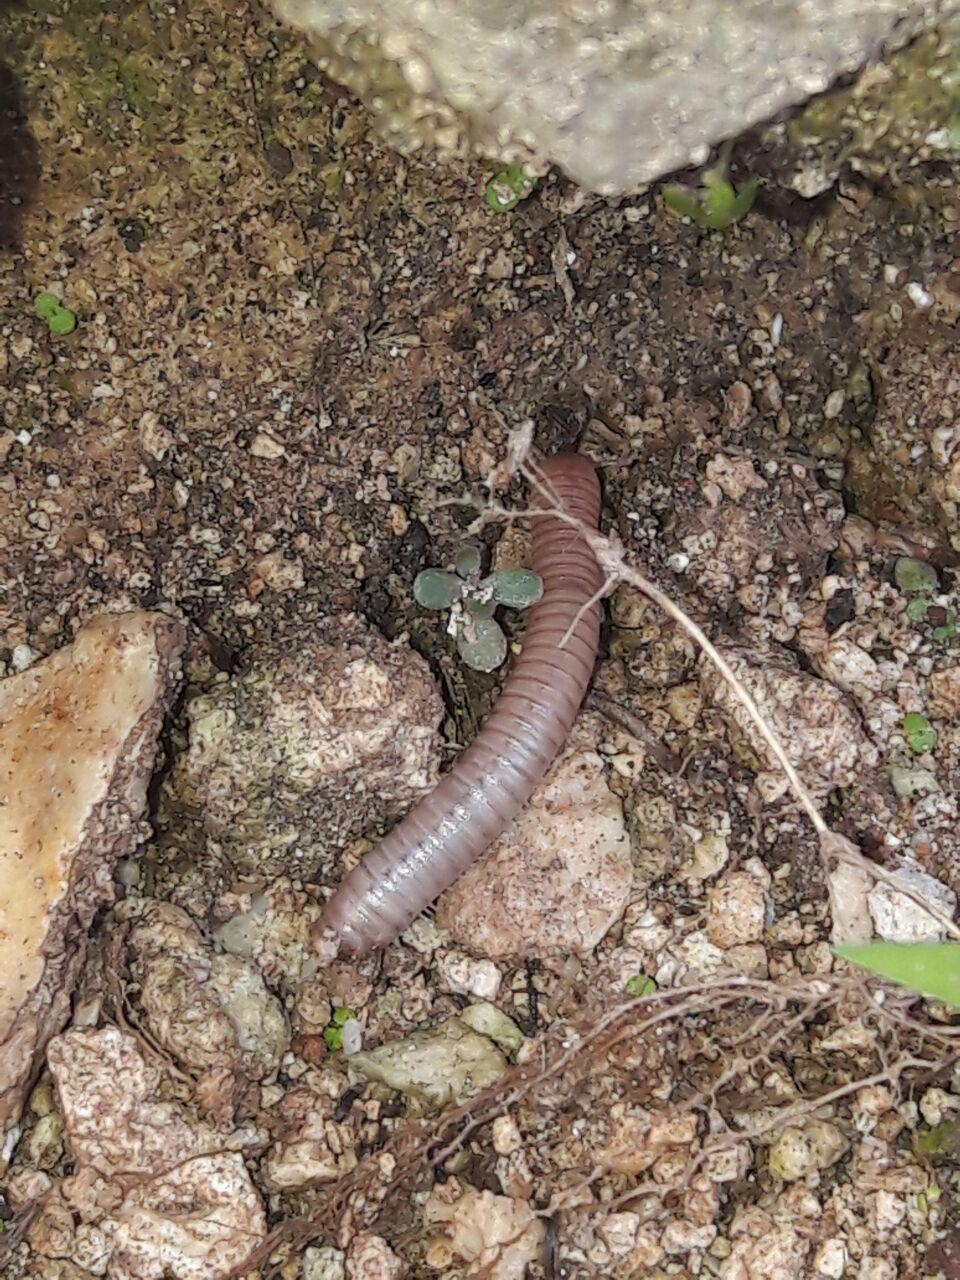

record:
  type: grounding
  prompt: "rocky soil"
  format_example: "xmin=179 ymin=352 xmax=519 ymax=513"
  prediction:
xmin=4 ymin=1 xmax=960 ymax=1278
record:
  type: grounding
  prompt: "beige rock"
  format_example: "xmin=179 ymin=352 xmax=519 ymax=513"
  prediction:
xmin=121 ymin=899 xmax=288 ymax=1122
xmin=0 ymin=612 xmax=184 ymax=1161
xmin=593 ymin=1103 xmax=698 ymax=1176
xmin=101 ymin=1153 xmax=266 ymax=1280
xmin=705 ymin=454 xmax=766 ymax=502
xmin=261 ymin=1084 xmax=357 ymax=1191
xmin=47 ymin=1027 xmax=224 ymax=1178
xmin=424 ymin=1188 xmax=543 ymax=1280
xmin=346 ymin=1233 xmax=405 ymax=1280
xmin=37 ymin=1027 xmax=267 ymax=1279
xmin=348 ymin=1015 xmax=507 ymax=1113
xmin=700 ymin=645 xmax=877 ymax=801
xmin=928 ymin=665 xmax=960 ymax=719
xmin=178 ymin=614 xmax=443 ymax=875
xmin=706 ymin=872 xmax=767 ymax=948
xmin=768 ymin=1119 xmax=847 ymax=1181
xmin=437 ymin=725 xmax=632 ymax=958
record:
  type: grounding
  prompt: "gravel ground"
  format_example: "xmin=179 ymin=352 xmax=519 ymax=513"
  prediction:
xmin=5 ymin=1 xmax=960 ymax=1278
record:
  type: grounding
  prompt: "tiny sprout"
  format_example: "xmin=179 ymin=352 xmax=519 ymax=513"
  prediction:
xmin=933 ymin=615 xmax=956 ymax=643
xmin=906 ymin=597 xmax=930 ymax=622
xmin=34 ymin=291 xmax=77 ymax=335
xmin=894 ymin=556 xmax=938 ymax=594
xmin=323 ymin=1007 xmax=357 ymax=1051
xmin=903 ymin=712 xmax=936 ymax=754
xmin=413 ymin=544 xmax=543 ymax=672
xmin=625 ymin=974 xmax=656 ymax=997
xmin=663 ymin=157 xmax=758 ymax=231
xmin=485 ymin=164 xmax=536 ymax=214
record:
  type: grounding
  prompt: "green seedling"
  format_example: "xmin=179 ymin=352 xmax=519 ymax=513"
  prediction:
xmin=34 ymin=291 xmax=77 ymax=336
xmin=625 ymin=974 xmax=657 ymax=998
xmin=663 ymin=146 xmax=758 ymax=231
xmin=894 ymin=556 xmax=954 ymax=642
xmin=323 ymin=1006 xmax=357 ymax=1051
xmin=903 ymin=712 xmax=936 ymax=754
xmin=485 ymin=164 xmax=536 ymax=213
xmin=415 ymin=543 xmax=543 ymax=673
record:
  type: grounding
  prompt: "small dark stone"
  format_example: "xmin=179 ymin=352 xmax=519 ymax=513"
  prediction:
xmin=266 ymin=140 xmax=294 ymax=177
xmin=824 ymin=588 xmax=855 ymax=633
xmin=927 ymin=1228 xmax=960 ymax=1279
xmin=117 ymin=218 xmax=144 ymax=252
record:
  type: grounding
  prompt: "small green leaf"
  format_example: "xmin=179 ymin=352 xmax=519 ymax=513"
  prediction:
xmin=465 ymin=594 xmax=497 ymax=620
xmin=903 ymin=712 xmax=936 ymax=754
xmin=34 ymin=291 xmax=61 ymax=319
xmin=484 ymin=164 xmax=535 ymax=213
xmin=894 ymin=556 xmax=938 ymax=594
xmin=47 ymin=307 xmax=76 ymax=335
xmin=834 ymin=941 xmax=960 ymax=1008
xmin=323 ymin=1025 xmax=343 ymax=1051
xmin=701 ymin=179 xmax=737 ymax=228
xmin=488 ymin=569 xmax=544 ymax=609
xmin=933 ymin=609 xmax=955 ymax=643
xmin=457 ymin=617 xmax=508 ymax=672
xmin=331 ymin=1007 xmax=356 ymax=1027
xmin=663 ymin=186 xmax=702 ymax=221
xmin=918 ymin=1121 xmax=960 ymax=1157
xmin=414 ymin=569 xmax=462 ymax=610
xmin=625 ymin=974 xmax=657 ymax=997
xmin=455 ymin=544 xmax=482 ymax=578
xmin=906 ymin=597 xmax=930 ymax=622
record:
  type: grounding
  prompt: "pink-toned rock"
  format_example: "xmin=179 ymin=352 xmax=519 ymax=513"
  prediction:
xmin=437 ymin=723 xmax=631 ymax=959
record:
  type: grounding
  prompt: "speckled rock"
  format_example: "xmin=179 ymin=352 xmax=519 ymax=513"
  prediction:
xmin=0 ymin=612 xmax=184 ymax=1164
xmin=260 ymin=1081 xmax=357 ymax=1191
xmin=346 ymin=1233 xmax=406 ymax=1280
xmin=424 ymin=1187 xmax=543 ymax=1280
xmin=706 ymin=871 xmax=768 ymax=948
xmin=347 ymin=1014 xmax=508 ymax=1113
xmin=700 ymin=645 xmax=878 ymax=802
xmin=176 ymin=614 xmax=443 ymax=876
xmin=272 ymin=0 xmax=953 ymax=193
xmin=768 ymin=1119 xmax=848 ymax=1181
xmin=47 ymin=1027 xmax=225 ymax=1177
xmin=436 ymin=719 xmax=632 ymax=958
xmin=867 ymin=860 xmax=958 ymax=942
xmin=120 ymin=899 xmax=289 ymax=1121
xmin=845 ymin=321 xmax=960 ymax=549
xmin=37 ymin=1028 xmax=266 ymax=1279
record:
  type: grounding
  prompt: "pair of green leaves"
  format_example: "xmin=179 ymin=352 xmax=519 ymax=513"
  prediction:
xmin=414 ymin=544 xmax=543 ymax=673
xmin=34 ymin=291 xmax=77 ymax=336
xmin=663 ymin=167 xmax=758 ymax=231
xmin=484 ymin=164 xmax=536 ymax=214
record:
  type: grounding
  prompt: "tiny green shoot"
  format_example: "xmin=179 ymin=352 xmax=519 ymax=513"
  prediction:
xmin=485 ymin=164 xmax=536 ymax=214
xmin=903 ymin=712 xmax=936 ymax=754
xmin=663 ymin=146 xmax=758 ymax=231
xmin=34 ymin=291 xmax=77 ymax=336
xmin=625 ymin=974 xmax=657 ymax=998
xmin=323 ymin=1007 xmax=358 ymax=1051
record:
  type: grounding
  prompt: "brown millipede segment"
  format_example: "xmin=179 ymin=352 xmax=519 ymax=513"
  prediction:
xmin=319 ymin=451 xmax=603 ymax=956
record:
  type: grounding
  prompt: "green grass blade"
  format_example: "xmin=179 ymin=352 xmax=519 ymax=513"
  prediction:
xmin=834 ymin=942 xmax=960 ymax=1007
